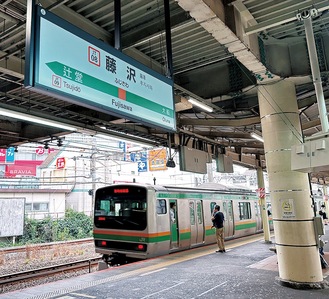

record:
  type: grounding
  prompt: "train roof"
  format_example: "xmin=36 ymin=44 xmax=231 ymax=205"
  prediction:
xmin=160 ymin=183 xmax=255 ymax=195
xmin=101 ymin=183 xmax=255 ymax=195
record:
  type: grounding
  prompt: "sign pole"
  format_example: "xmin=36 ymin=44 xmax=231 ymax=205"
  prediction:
xmin=114 ymin=0 xmax=122 ymax=51
xmin=257 ymin=167 xmax=271 ymax=243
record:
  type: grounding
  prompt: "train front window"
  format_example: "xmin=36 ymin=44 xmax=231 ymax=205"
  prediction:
xmin=94 ymin=186 xmax=147 ymax=230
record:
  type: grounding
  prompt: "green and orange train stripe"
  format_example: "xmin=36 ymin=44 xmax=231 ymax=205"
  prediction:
xmin=94 ymin=220 xmax=259 ymax=243
xmin=235 ymin=220 xmax=257 ymax=230
xmin=94 ymin=228 xmax=194 ymax=243
xmin=93 ymin=229 xmax=170 ymax=243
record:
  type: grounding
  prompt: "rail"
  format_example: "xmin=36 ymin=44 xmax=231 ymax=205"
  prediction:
xmin=0 ymin=257 xmax=102 ymax=286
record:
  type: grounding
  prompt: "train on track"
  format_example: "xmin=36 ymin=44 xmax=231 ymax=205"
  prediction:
xmin=93 ymin=183 xmax=276 ymax=265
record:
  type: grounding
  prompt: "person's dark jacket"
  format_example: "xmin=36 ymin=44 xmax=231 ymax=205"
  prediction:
xmin=213 ymin=211 xmax=224 ymax=228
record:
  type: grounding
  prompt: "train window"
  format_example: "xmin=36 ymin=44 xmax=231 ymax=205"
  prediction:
xmin=254 ymin=202 xmax=260 ymax=216
xmin=267 ymin=203 xmax=272 ymax=216
xmin=238 ymin=202 xmax=251 ymax=220
xmin=223 ymin=201 xmax=227 ymax=220
xmin=223 ymin=201 xmax=233 ymax=221
xmin=210 ymin=202 xmax=217 ymax=214
xmin=226 ymin=201 xmax=233 ymax=221
xmin=197 ymin=202 xmax=203 ymax=224
xmin=156 ymin=199 xmax=167 ymax=214
xmin=190 ymin=202 xmax=195 ymax=225
xmin=94 ymin=186 xmax=147 ymax=230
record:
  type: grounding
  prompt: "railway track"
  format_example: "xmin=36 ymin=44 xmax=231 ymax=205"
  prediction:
xmin=0 ymin=238 xmax=94 ymax=255
xmin=0 ymin=257 xmax=102 ymax=286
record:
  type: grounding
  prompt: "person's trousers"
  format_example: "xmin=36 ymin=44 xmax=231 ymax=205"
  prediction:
xmin=216 ymin=227 xmax=225 ymax=250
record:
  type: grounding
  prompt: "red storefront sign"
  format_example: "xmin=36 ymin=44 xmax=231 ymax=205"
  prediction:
xmin=4 ymin=160 xmax=43 ymax=177
xmin=56 ymin=157 xmax=66 ymax=169
xmin=35 ymin=146 xmax=45 ymax=155
xmin=5 ymin=165 xmax=37 ymax=177
xmin=36 ymin=146 xmax=55 ymax=155
xmin=0 ymin=149 xmax=6 ymax=163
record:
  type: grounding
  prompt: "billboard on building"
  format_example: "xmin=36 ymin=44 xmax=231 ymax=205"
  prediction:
xmin=149 ymin=149 xmax=167 ymax=171
xmin=4 ymin=160 xmax=43 ymax=177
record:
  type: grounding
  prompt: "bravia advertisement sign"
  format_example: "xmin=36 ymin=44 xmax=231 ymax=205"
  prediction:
xmin=25 ymin=5 xmax=176 ymax=131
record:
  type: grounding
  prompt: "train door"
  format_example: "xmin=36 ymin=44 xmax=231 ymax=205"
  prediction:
xmin=223 ymin=200 xmax=234 ymax=238
xmin=170 ymin=200 xmax=178 ymax=249
xmin=190 ymin=200 xmax=204 ymax=246
xmin=255 ymin=201 xmax=262 ymax=232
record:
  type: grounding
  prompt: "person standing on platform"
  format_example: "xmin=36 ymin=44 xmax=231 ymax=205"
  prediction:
xmin=170 ymin=202 xmax=176 ymax=223
xmin=320 ymin=204 xmax=328 ymax=225
xmin=212 ymin=205 xmax=225 ymax=253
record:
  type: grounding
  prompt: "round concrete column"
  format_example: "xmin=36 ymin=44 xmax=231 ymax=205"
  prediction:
xmin=258 ymin=80 xmax=323 ymax=285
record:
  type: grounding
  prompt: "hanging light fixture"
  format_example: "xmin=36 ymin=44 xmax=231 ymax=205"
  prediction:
xmin=188 ymin=97 xmax=213 ymax=113
xmin=250 ymin=132 xmax=264 ymax=143
xmin=0 ymin=108 xmax=77 ymax=131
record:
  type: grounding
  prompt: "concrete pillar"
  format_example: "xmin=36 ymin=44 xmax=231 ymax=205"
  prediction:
xmin=256 ymin=167 xmax=271 ymax=243
xmin=258 ymin=80 xmax=323 ymax=285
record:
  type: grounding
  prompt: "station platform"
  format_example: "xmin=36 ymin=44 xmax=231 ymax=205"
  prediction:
xmin=2 ymin=232 xmax=329 ymax=299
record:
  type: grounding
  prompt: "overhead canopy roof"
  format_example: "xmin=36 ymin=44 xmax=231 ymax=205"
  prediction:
xmin=1 ymin=0 xmax=329 ymax=181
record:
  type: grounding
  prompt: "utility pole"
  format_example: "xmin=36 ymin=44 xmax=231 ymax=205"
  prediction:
xmin=90 ymin=137 xmax=97 ymax=212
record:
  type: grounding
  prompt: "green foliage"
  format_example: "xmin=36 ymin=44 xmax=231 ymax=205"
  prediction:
xmin=1 ymin=210 xmax=93 ymax=247
xmin=55 ymin=209 xmax=93 ymax=241
xmin=18 ymin=217 xmax=54 ymax=244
